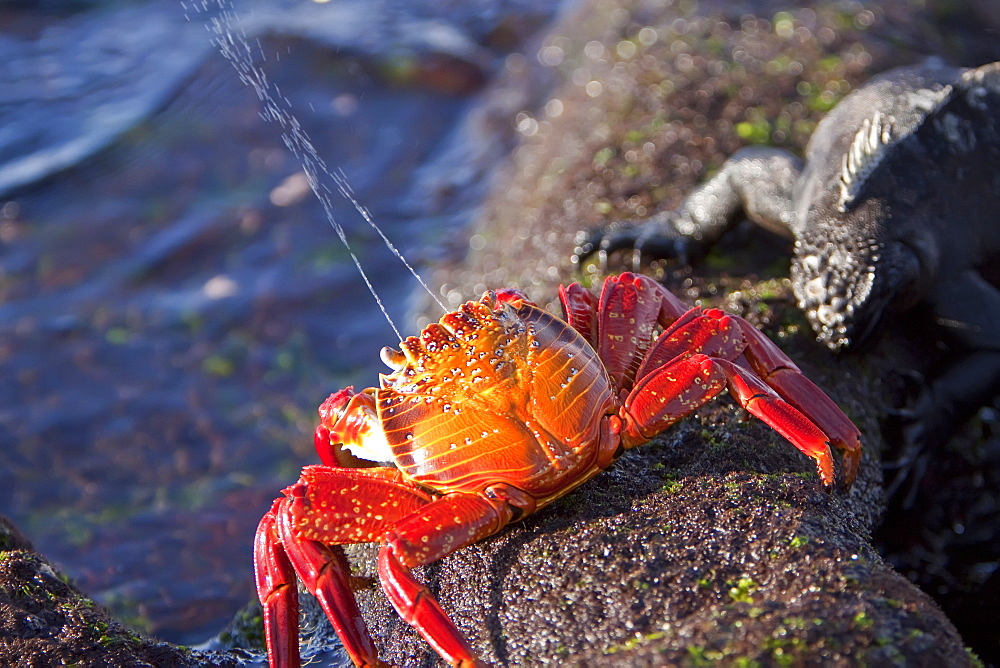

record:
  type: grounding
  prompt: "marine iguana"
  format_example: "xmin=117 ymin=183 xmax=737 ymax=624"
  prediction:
xmin=574 ymin=61 xmax=1000 ymax=487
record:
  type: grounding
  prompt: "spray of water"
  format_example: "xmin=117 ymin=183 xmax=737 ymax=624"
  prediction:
xmin=182 ymin=0 xmax=449 ymax=341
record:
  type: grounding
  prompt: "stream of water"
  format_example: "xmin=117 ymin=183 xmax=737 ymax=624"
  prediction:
xmin=0 ymin=0 xmax=556 ymax=644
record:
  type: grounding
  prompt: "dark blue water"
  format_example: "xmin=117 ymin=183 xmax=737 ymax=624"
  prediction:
xmin=0 ymin=0 xmax=556 ymax=643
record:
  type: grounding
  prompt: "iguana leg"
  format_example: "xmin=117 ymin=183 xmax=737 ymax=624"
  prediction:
xmin=573 ymin=147 xmax=802 ymax=267
xmin=887 ymin=270 xmax=1000 ymax=504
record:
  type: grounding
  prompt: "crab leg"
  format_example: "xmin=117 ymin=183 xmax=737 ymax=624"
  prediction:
xmin=377 ymin=487 xmax=526 ymax=668
xmin=634 ymin=307 xmax=743 ymax=380
xmin=560 ymin=272 xmax=692 ymax=396
xmin=378 ymin=494 xmax=513 ymax=666
xmin=581 ymin=273 xmax=859 ymax=486
xmin=715 ymin=357 xmax=836 ymax=487
xmin=620 ymin=352 xmax=837 ymax=487
xmin=257 ymin=466 xmax=436 ymax=667
xmin=557 ymin=281 xmax=599 ymax=346
xmin=619 ymin=352 xmax=728 ymax=445
xmin=737 ymin=319 xmax=862 ymax=485
xmin=255 ymin=501 xmax=302 ymax=668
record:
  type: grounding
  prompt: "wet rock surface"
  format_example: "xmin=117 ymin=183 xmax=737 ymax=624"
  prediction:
xmin=405 ymin=0 xmax=997 ymax=665
xmin=373 ymin=461 xmax=963 ymax=666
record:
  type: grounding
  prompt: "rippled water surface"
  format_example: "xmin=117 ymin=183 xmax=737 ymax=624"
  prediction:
xmin=0 ymin=0 xmax=550 ymax=643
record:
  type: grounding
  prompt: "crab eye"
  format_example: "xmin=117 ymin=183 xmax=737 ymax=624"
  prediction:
xmin=380 ymin=346 xmax=407 ymax=370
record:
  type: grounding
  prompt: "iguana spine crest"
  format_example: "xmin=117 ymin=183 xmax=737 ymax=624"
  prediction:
xmin=838 ymin=112 xmax=892 ymax=212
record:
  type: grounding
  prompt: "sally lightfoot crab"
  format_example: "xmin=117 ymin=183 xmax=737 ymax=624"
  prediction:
xmin=254 ymin=272 xmax=861 ymax=667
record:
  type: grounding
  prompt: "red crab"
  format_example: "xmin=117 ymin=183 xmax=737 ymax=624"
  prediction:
xmin=254 ymin=272 xmax=861 ymax=667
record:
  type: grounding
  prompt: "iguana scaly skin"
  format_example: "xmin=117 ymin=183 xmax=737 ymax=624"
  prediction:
xmin=576 ymin=61 xmax=1000 ymax=465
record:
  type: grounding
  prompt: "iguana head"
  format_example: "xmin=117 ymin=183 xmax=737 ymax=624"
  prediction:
xmin=791 ymin=216 xmax=925 ymax=352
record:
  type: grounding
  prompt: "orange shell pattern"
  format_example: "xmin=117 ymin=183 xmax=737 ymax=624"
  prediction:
xmin=376 ymin=293 xmax=617 ymax=497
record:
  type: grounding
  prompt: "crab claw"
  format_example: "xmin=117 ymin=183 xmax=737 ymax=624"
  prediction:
xmin=319 ymin=387 xmax=356 ymax=422
xmin=314 ymin=387 xmax=391 ymax=467
xmin=314 ymin=388 xmax=355 ymax=466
